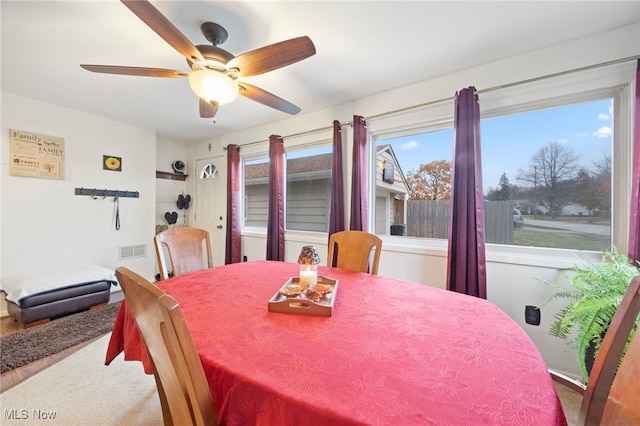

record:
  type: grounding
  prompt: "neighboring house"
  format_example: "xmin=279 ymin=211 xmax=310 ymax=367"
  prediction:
xmin=561 ymin=203 xmax=593 ymax=217
xmin=375 ymin=145 xmax=410 ymax=236
xmin=245 ymin=154 xmax=332 ymax=232
xmin=244 ymin=147 xmax=409 ymax=234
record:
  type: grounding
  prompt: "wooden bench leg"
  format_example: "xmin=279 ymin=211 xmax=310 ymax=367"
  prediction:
xmin=89 ymin=302 xmax=108 ymax=310
xmin=24 ymin=318 xmax=50 ymax=329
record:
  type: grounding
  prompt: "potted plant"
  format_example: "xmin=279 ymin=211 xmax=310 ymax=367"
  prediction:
xmin=543 ymin=248 xmax=640 ymax=382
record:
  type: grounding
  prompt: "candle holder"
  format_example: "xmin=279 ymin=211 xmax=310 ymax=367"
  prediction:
xmin=298 ymin=245 xmax=320 ymax=289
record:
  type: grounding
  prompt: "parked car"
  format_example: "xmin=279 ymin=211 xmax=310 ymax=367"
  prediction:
xmin=513 ymin=208 xmax=525 ymax=229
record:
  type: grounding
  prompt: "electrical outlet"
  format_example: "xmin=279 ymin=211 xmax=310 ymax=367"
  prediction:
xmin=525 ymin=305 xmax=541 ymax=325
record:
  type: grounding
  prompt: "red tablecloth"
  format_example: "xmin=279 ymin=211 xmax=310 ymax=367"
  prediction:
xmin=106 ymin=260 xmax=567 ymax=426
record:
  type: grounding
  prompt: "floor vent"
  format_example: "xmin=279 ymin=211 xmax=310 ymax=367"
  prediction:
xmin=119 ymin=244 xmax=147 ymax=259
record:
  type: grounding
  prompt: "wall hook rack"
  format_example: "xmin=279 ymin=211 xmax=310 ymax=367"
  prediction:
xmin=75 ymin=187 xmax=140 ymax=198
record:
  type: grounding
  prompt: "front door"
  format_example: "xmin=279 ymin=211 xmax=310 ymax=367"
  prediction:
xmin=195 ymin=156 xmax=226 ymax=266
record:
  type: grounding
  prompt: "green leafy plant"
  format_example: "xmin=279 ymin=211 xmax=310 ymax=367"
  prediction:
xmin=543 ymin=248 xmax=640 ymax=382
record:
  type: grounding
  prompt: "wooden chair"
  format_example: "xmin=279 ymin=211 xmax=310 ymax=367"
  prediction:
xmin=550 ymin=275 xmax=640 ymax=425
xmin=154 ymin=227 xmax=213 ymax=280
xmin=327 ymin=230 xmax=382 ymax=275
xmin=115 ymin=267 xmax=218 ymax=426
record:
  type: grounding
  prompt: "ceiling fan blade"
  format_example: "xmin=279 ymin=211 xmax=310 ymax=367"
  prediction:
xmin=121 ymin=0 xmax=205 ymax=64
xmin=81 ymin=64 xmax=187 ymax=78
xmin=199 ymin=99 xmax=219 ymax=118
xmin=238 ymin=83 xmax=301 ymax=115
xmin=227 ymin=36 xmax=316 ymax=77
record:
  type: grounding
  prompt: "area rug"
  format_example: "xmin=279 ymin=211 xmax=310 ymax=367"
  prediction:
xmin=0 ymin=301 xmax=121 ymax=373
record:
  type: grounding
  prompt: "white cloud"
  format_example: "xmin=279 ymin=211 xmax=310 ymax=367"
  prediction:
xmin=576 ymin=132 xmax=588 ymax=137
xmin=400 ymin=140 xmax=419 ymax=150
xmin=598 ymin=113 xmax=610 ymax=120
xmin=593 ymin=126 xmax=612 ymax=138
xmin=557 ymin=138 xmax=568 ymax=144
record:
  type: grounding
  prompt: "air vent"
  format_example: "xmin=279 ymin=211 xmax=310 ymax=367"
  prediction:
xmin=119 ymin=244 xmax=147 ymax=259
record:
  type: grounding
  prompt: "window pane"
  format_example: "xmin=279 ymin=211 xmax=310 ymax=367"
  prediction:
xmin=482 ymin=99 xmax=612 ymax=250
xmin=375 ymin=129 xmax=453 ymax=238
xmin=286 ymin=146 xmax=332 ymax=232
xmin=244 ymin=158 xmax=269 ymax=227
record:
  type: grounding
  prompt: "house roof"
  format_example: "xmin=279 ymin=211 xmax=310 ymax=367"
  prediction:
xmin=245 ymin=153 xmax=332 ymax=179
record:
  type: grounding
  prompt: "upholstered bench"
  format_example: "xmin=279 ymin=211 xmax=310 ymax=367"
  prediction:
xmin=0 ymin=265 xmax=118 ymax=328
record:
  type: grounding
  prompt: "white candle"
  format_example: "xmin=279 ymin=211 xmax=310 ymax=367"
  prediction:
xmin=299 ymin=266 xmax=317 ymax=288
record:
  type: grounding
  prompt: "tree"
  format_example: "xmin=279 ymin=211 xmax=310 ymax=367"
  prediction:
xmin=570 ymin=153 xmax=611 ymax=213
xmin=487 ymin=173 xmax=511 ymax=201
xmin=406 ymin=160 xmax=452 ymax=200
xmin=516 ymin=141 xmax=579 ymax=218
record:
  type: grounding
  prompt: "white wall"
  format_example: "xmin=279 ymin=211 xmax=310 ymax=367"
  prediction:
xmin=155 ymin=138 xmax=189 ymax=229
xmin=187 ymin=23 xmax=640 ymax=379
xmin=1 ymin=93 xmax=157 ymax=313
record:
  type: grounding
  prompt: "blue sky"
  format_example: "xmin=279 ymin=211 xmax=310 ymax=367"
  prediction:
xmin=381 ymin=98 xmax=613 ymax=192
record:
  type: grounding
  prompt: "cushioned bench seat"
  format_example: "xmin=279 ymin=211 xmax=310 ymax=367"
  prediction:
xmin=1 ymin=265 xmax=118 ymax=328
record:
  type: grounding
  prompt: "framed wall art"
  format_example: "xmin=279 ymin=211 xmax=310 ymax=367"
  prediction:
xmin=103 ymin=155 xmax=122 ymax=171
xmin=9 ymin=129 xmax=65 ymax=179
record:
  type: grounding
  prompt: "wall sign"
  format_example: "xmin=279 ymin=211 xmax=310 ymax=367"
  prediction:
xmin=9 ymin=129 xmax=65 ymax=179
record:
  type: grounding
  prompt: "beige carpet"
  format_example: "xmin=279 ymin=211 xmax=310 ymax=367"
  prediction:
xmin=0 ymin=333 xmax=162 ymax=425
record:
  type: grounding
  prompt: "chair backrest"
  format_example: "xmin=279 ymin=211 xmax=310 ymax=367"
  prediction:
xmin=154 ymin=227 xmax=213 ymax=280
xmin=115 ymin=267 xmax=218 ymax=426
xmin=581 ymin=275 xmax=640 ymax=425
xmin=327 ymin=230 xmax=382 ymax=275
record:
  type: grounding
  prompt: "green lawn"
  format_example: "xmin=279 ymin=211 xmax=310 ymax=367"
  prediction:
xmin=514 ymin=227 xmax=610 ymax=251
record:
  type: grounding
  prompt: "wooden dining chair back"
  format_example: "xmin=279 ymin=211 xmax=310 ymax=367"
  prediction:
xmin=115 ymin=267 xmax=218 ymax=426
xmin=550 ymin=275 xmax=640 ymax=425
xmin=327 ymin=230 xmax=382 ymax=275
xmin=154 ymin=227 xmax=213 ymax=280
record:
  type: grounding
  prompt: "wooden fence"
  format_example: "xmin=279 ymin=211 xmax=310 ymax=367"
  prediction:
xmin=405 ymin=200 xmax=514 ymax=244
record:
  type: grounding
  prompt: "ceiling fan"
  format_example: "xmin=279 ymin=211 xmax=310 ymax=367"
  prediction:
xmin=81 ymin=0 xmax=316 ymax=119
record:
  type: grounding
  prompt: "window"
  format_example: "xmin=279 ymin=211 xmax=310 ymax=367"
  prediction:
xmin=243 ymin=157 xmax=269 ymax=227
xmin=373 ymin=97 xmax=613 ymax=251
xmin=242 ymin=145 xmax=332 ymax=232
xmin=374 ymin=129 xmax=453 ymax=238
xmin=482 ymin=99 xmax=612 ymax=250
xmin=286 ymin=146 xmax=332 ymax=232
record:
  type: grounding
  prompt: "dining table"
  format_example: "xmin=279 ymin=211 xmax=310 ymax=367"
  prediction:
xmin=105 ymin=260 xmax=567 ymax=426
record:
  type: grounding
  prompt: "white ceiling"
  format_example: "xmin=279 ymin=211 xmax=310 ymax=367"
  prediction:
xmin=2 ymin=1 xmax=639 ymax=143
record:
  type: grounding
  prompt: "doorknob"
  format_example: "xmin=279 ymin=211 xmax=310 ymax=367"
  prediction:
xmin=217 ymin=225 xmax=223 ymax=229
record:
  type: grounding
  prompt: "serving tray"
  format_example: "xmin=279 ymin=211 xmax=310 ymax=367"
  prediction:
xmin=268 ymin=275 xmax=338 ymax=316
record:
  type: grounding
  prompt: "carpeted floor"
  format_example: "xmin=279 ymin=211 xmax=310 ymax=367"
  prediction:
xmin=0 ymin=333 xmax=162 ymax=425
xmin=0 ymin=302 xmax=121 ymax=373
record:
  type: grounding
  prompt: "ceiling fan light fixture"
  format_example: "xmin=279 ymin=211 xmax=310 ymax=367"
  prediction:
xmin=188 ymin=69 xmax=238 ymax=104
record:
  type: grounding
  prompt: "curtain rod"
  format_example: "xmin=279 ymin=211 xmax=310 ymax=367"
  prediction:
xmin=227 ymin=54 xmax=639 ymax=149
xmin=365 ymin=54 xmax=639 ymax=121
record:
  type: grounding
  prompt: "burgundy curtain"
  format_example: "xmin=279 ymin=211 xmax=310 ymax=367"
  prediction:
xmin=329 ymin=120 xmax=345 ymax=237
xmin=447 ymin=87 xmax=487 ymax=299
xmin=628 ymin=60 xmax=640 ymax=264
xmin=266 ymin=135 xmax=285 ymax=261
xmin=350 ymin=115 xmax=368 ymax=231
xmin=225 ymin=144 xmax=241 ymax=264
